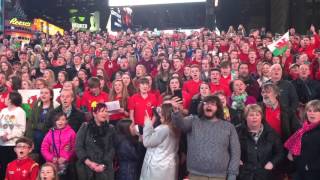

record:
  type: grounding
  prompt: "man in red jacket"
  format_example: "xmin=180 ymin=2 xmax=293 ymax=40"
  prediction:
xmin=5 ymin=137 xmax=39 ymax=180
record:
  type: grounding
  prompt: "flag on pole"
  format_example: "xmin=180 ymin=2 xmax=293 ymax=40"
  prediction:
xmin=267 ymin=32 xmax=290 ymax=56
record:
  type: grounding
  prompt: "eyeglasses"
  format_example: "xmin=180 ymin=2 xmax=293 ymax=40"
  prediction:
xmin=15 ymin=145 xmax=30 ymax=149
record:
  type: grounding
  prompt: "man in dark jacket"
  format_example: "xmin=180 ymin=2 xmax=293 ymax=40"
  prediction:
xmin=46 ymin=89 xmax=85 ymax=132
xmin=292 ymin=64 xmax=320 ymax=104
xmin=268 ymin=64 xmax=299 ymax=111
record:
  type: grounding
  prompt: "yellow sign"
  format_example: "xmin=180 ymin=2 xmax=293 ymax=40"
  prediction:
xmin=9 ymin=18 xmax=32 ymax=27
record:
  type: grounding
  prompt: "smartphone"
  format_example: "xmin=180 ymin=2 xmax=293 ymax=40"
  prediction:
xmin=173 ymin=89 xmax=183 ymax=100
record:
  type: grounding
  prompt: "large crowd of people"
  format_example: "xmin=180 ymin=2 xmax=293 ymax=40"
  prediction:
xmin=0 ymin=24 xmax=320 ymax=180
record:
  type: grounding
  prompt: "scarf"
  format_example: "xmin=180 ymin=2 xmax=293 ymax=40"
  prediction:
xmin=284 ymin=121 xmax=319 ymax=156
xmin=231 ymin=93 xmax=247 ymax=110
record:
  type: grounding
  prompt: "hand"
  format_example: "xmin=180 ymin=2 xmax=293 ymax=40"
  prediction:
xmin=85 ymin=159 xmax=98 ymax=170
xmin=287 ymin=152 xmax=294 ymax=161
xmin=240 ymin=160 xmax=244 ymax=166
xmin=94 ymin=164 xmax=106 ymax=173
xmin=310 ymin=24 xmax=316 ymax=33
xmin=171 ymin=97 xmax=183 ymax=112
xmin=58 ymin=157 xmax=66 ymax=165
xmin=264 ymin=161 xmax=273 ymax=170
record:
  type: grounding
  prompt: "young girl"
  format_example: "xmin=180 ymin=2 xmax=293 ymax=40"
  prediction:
xmin=41 ymin=113 xmax=76 ymax=178
xmin=37 ymin=162 xmax=59 ymax=180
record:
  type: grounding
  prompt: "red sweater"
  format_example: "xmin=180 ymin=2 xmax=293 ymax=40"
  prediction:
xmin=182 ymin=79 xmax=202 ymax=98
xmin=265 ymin=106 xmax=282 ymax=137
xmin=5 ymin=157 xmax=39 ymax=180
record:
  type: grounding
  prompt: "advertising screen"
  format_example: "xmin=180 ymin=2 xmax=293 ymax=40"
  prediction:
xmin=110 ymin=7 xmax=132 ymax=31
xmin=109 ymin=0 xmax=206 ymax=7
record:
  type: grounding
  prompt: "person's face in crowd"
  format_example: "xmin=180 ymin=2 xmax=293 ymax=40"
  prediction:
xmin=40 ymin=88 xmax=52 ymax=103
xmin=59 ymin=47 xmax=67 ymax=55
xmin=35 ymin=80 xmax=45 ymax=89
xmin=78 ymin=71 xmax=87 ymax=81
xmin=161 ymin=59 xmax=170 ymax=71
xmin=297 ymin=54 xmax=308 ymax=65
xmin=230 ymin=51 xmax=238 ymax=60
xmin=0 ymin=55 xmax=8 ymax=62
xmin=203 ymin=101 xmax=217 ymax=119
xmin=121 ymin=74 xmax=131 ymax=86
xmin=72 ymin=77 xmax=80 ymax=88
xmin=222 ymin=53 xmax=229 ymax=61
xmin=73 ymin=56 xmax=82 ymax=66
xmin=241 ymin=43 xmax=249 ymax=53
xmin=199 ymin=83 xmax=210 ymax=97
xmin=210 ymin=70 xmax=221 ymax=84
xmin=14 ymin=142 xmax=32 ymax=160
xmin=169 ymin=78 xmax=180 ymax=92
xmin=145 ymin=76 xmax=153 ymax=89
xmin=195 ymin=49 xmax=202 ymax=60
xmin=83 ymin=43 xmax=89 ymax=51
xmin=19 ymin=53 xmax=27 ymax=62
xmin=114 ymin=80 xmax=123 ymax=95
xmin=143 ymin=48 xmax=152 ymax=60
xmin=135 ymin=65 xmax=145 ymax=77
xmin=190 ymin=67 xmax=200 ymax=81
xmin=90 ymin=86 xmax=101 ymax=96
xmin=270 ymin=64 xmax=282 ymax=82
xmin=212 ymin=56 xmax=220 ymax=67
xmin=201 ymin=59 xmax=210 ymax=71
xmin=102 ymin=50 xmax=109 ymax=59
xmin=96 ymin=69 xmax=104 ymax=77
xmin=246 ymin=110 xmax=262 ymax=130
xmin=303 ymin=37 xmax=310 ymax=46
xmin=248 ymin=51 xmax=257 ymax=64
xmin=272 ymin=56 xmax=281 ymax=64
xmin=40 ymin=165 xmax=55 ymax=180
xmin=264 ymin=51 xmax=273 ymax=60
xmin=233 ymin=79 xmax=246 ymax=95
xmin=58 ymin=72 xmax=66 ymax=84
xmin=21 ymin=73 xmax=30 ymax=81
xmin=111 ymin=50 xmax=118 ymax=60
xmin=139 ymin=83 xmax=150 ymax=94
xmin=262 ymin=64 xmax=271 ymax=77
xmin=62 ymin=82 xmax=73 ymax=91
xmin=39 ymin=59 xmax=47 ymax=70
xmin=60 ymin=90 xmax=74 ymax=108
xmin=261 ymin=87 xmax=277 ymax=104
xmin=217 ymin=94 xmax=227 ymax=107
xmin=56 ymin=57 xmax=66 ymax=67
xmin=299 ymin=64 xmax=310 ymax=80
xmin=55 ymin=115 xmax=68 ymax=129
xmin=119 ymin=58 xmax=129 ymax=70
xmin=43 ymin=70 xmax=51 ymax=81
xmin=21 ymin=80 xmax=31 ymax=89
xmin=173 ymin=58 xmax=183 ymax=70
xmin=191 ymin=41 xmax=197 ymax=49
xmin=231 ymin=59 xmax=240 ymax=71
xmin=184 ymin=66 xmax=191 ymax=77
xmin=238 ymin=64 xmax=249 ymax=78
xmin=99 ymin=78 xmax=106 ymax=89
xmin=221 ymin=66 xmax=231 ymax=77
xmin=306 ymin=106 xmax=320 ymax=124
xmin=1 ymin=62 xmax=8 ymax=72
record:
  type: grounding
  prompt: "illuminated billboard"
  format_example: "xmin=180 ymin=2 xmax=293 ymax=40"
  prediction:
xmin=109 ymin=0 xmax=206 ymax=7
xmin=33 ymin=18 xmax=64 ymax=35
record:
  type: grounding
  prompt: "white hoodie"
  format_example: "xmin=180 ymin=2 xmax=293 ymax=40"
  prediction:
xmin=0 ymin=107 xmax=26 ymax=146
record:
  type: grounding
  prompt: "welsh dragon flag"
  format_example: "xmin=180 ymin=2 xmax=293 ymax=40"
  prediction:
xmin=267 ymin=32 xmax=289 ymax=56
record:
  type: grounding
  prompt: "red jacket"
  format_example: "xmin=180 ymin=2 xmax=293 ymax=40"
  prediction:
xmin=5 ymin=157 xmax=39 ymax=180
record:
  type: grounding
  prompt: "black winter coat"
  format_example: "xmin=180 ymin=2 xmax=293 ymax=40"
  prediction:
xmin=114 ymin=135 xmax=145 ymax=180
xmin=237 ymin=123 xmax=284 ymax=180
xmin=294 ymin=125 xmax=320 ymax=180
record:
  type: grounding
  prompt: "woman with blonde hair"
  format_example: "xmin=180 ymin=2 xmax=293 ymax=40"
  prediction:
xmin=43 ymin=69 xmax=56 ymax=88
xmin=285 ymin=100 xmax=320 ymax=180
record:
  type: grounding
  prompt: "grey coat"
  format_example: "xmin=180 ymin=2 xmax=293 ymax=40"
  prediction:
xmin=140 ymin=120 xmax=179 ymax=180
xmin=76 ymin=122 xmax=115 ymax=180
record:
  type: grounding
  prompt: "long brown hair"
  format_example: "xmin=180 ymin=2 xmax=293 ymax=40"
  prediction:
xmin=109 ymin=79 xmax=129 ymax=109
xmin=161 ymin=103 xmax=180 ymax=137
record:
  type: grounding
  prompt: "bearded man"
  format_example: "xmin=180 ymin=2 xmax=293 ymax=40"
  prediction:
xmin=171 ymin=95 xmax=240 ymax=180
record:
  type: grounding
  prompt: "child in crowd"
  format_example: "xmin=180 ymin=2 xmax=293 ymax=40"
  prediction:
xmin=5 ymin=137 xmax=39 ymax=180
xmin=37 ymin=162 xmax=59 ymax=180
xmin=41 ymin=112 xmax=76 ymax=178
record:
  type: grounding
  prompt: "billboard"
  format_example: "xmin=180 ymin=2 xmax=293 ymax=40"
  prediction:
xmin=70 ymin=9 xmax=100 ymax=32
xmin=109 ymin=0 xmax=206 ymax=7
xmin=110 ymin=7 xmax=132 ymax=31
xmin=33 ymin=18 xmax=64 ymax=35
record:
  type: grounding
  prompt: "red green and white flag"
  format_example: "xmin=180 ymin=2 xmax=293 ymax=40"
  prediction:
xmin=267 ymin=32 xmax=289 ymax=56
